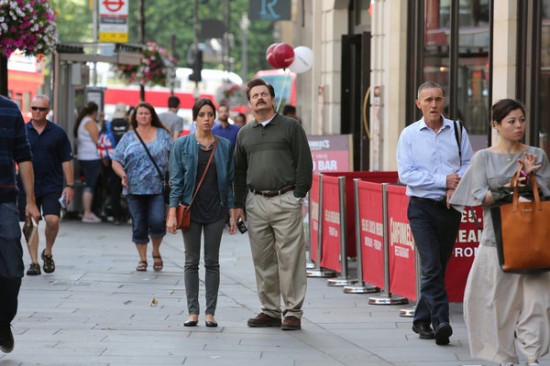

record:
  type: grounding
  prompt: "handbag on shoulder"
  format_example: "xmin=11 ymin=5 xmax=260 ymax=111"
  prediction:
xmin=491 ymin=162 xmax=550 ymax=274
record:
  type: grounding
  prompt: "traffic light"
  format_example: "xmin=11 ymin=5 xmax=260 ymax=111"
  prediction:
xmin=189 ymin=49 xmax=203 ymax=83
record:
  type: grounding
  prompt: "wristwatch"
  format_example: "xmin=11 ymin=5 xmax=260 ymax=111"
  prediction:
xmin=295 ymin=196 xmax=304 ymax=205
xmin=66 ymin=184 xmax=74 ymax=189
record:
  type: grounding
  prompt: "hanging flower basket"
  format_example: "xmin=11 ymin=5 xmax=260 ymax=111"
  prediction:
xmin=0 ymin=0 xmax=58 ymax=58
xmin=117 ymin=41 xmax=176 ymax=87
xmin=215 ymin=81 xmax=248 ymax=107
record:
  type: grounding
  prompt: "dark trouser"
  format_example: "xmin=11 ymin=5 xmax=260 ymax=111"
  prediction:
xmin=0 ymin=202 xmax=24 ymax=326
xmin=407 ymin=197 xmax=461 ymax=328
xmin=102 ymin=163 xmax=124 ymax=220
xmin=0 ymin=278 xmax=21 ymax=326
xmin=182 ymin=218 xmax=225 ymax=316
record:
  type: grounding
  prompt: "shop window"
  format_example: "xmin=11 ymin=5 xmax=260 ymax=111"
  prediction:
xmin=422 ymin=0 xmax=490 ymax=151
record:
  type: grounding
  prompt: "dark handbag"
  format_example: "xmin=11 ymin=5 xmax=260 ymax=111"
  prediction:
xmin=134 ymin=130 xmax=170 ymax=204
xmin=174 ymin=137 xmax=218 ymax=230
xmin=491 ymin=163 xmax=550 ymax=274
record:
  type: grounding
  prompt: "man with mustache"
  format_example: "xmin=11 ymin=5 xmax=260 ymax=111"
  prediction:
xmin=233 ymin=78 xmax=313 ymax=331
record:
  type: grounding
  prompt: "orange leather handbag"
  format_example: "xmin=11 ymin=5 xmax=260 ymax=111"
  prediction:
xmin=491 ymin=163 xmax=550 ymax=274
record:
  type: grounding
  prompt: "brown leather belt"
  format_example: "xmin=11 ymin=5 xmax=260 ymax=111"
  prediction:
xmin=250 ymin=185 xmax=295 ymax=198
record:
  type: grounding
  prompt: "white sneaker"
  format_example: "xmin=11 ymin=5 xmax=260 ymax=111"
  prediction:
xmin=500 ymin=363 xmax=514 ymax=366
xmin=527 ymin=361 xmax=540 ymax=366
xmin=82 ymin=213 xmax=101 ymax=223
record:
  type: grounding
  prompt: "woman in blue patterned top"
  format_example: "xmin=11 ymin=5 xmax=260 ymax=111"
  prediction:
xmin=112 ymin=102 xmax=172 ymax=272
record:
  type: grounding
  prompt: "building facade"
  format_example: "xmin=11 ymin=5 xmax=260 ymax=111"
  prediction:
xmin=293 ymin=0 xmax=550 ymax=171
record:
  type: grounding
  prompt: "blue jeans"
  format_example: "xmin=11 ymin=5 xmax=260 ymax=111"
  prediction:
xmin=407 ymin=197 xmax=461 ymax=328
xmin=182 ymin=218 xmax=226 ymax=315
xmin=0 ymin=202 xmax=24 ymax=326
xmin=126 ymin=194 xmax=166 ymax=244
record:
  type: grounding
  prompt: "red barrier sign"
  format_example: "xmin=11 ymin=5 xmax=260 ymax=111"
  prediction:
xmin=320 ymin=176 xmax=342 ymax=272
xmin=387 ymin=185 xmax=416 ymax=300
xmin=445 ymin=206 xmax=482 ymax=302
xmin=357 ymin=181 xmax=385 ymax=289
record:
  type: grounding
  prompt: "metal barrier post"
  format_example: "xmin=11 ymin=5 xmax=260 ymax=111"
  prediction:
xmin=344 ymin=178 xmax=380 ymax=294
xmin=328 ymin=176 xmax=357 ymax=286
xmin=369 ymin=183 xmax=408 ymax=305
xmin=400 ymin=249 xmax=420 ymax=316
xmin=305 ymin=192 xmax=316 ymax=269
xmin=307 ymin=174 xmax=336 ymax=278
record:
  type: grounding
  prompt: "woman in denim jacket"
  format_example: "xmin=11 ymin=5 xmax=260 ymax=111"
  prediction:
xmin=167 ymin=98 xmax=237 ymax=328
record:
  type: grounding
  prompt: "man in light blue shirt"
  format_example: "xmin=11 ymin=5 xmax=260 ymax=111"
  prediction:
xmin=396 ymin=81 xmax=473 ymax=346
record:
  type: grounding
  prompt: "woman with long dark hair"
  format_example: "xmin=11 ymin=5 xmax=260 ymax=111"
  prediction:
xmin=112 ymin=102 xmax=172 ymax=272
xmin=74 ymin=101 xmax=102 ymax=223
xmin=167 ymin=98 xmax=237 ymax=327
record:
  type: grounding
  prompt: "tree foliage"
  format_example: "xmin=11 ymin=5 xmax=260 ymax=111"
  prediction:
xmin=54 ymin=0 xmax=277 ymax=81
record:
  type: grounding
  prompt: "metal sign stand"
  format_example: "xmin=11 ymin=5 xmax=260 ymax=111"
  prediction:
xmin=368 ymin=184 xmax=408 ymax=305
xmin=344 ymin=179 xmax=380 ymax=294
xmin=328 ymin=177 xmax=357 ymax=286
xmin=307 ymin=175 xmax=336 ymax=278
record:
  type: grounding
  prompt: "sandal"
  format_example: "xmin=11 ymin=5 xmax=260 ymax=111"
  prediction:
xmin=136 ymin=261 xmax=147 ymax=272
xmin=153 ymin=255 xmax=163 ymax=272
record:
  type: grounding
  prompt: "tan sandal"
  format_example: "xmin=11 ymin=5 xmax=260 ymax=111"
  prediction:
xmin=136 ymin=261 xmax=147 ymax=271
xmin=152 ymin=255 xmax=163 ymax=272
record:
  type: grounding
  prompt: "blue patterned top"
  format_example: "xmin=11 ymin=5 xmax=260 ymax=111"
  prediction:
xmin=113 ymin=129 xmax=172 ymax=195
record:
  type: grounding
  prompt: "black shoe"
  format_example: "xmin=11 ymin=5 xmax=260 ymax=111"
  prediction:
xmin=41 ymin=249 xmax=55 ymax=273
xmin=184 ymin=320 xmax=198 ymax=327
xmin=205 ymin=321 xmax=218 ymax=328
xmin=0 ymin=325 xmax=14 ymax=353
xmin=412 ymin=322 xmax=435 ymax=339
xmin=26 ymin=263 xmax=41 ymax=276
xmin=434 ymin=322 xmax=453 ymax=345
xmin=247 ymin=313 xmax=282 ymax=327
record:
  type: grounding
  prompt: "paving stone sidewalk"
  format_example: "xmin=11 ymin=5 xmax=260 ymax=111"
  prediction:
xmin=1 ymin=220 xmax=544 ymax=366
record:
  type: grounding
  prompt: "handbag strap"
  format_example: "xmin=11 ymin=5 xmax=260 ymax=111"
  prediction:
xmin=510 ymin=161 xmax=541 ymax=209
xmin=134 ymin=129 xmax=164 ymax=182
xmin=188 ymin=136 xmax=218 ymax=208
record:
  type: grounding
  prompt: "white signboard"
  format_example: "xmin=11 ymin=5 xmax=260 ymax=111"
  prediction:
xmin=99 ymin=0 xmax=129 ymax=43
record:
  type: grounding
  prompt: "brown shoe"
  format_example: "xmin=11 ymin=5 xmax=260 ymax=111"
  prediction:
xmin=247 ymin=313 xmax=281 ymax=327
xmin=281 ymin=316 xmax=301 ymax=330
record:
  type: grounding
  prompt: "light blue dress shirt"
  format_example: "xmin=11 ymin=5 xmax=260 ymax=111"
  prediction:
xmin=396 ymin=116 xmax=473 ymax=200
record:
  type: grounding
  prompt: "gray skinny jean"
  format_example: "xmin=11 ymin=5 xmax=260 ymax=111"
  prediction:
xmin=182 ymin=218 xmax=226 ymax=315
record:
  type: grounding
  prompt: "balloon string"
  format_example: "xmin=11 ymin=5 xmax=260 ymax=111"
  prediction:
xmin=277 ymin=68 xmax=290 ymax=113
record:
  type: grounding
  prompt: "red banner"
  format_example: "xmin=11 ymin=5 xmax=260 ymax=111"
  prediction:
xmin=387 ymin=185 xmax=416 ymax=300
xmin=323 ymin=171 xmax=399 ymax=258
xmin=357 ymin=181 xmax=385 ymax=289
xmin=309 ymin=173 xmax=321 ymax=264
xmin=320 ymin=176 xmax=342 ymax=272
xmin=445 ymin=206 xmax=483 ymax=302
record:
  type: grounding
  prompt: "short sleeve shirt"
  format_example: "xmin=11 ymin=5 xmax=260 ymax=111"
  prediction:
xmin=26 ymin=121 xmax=73 ymax=197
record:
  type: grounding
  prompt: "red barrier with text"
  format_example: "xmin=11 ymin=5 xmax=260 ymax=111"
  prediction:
xmin=357 ymin=181 xmax=385 ymax=289
xmin=387 ymin=185 xmax=416 ymax=300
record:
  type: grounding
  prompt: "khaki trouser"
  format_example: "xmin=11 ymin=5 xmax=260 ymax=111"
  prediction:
xmin=246 ymin=190 xmax=307 ymax=319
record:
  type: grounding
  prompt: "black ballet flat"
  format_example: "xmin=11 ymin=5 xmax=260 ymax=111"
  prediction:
xmin=184 ymin=320 xmax=198 ymax=327
xmin=205 ymin=320 xmax=218 ymax=328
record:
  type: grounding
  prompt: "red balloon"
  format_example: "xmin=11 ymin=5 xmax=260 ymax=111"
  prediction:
xmin=266 ymin=43 xmax=282 ymax=69
xmin=273 ymin=43 xmax=295 ymax=69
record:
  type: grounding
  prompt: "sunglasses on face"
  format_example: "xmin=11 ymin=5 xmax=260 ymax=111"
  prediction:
xmin=31 ymin=107 xmax=48 ymax=111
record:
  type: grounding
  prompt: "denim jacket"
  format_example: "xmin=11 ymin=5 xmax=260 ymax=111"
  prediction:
xmin=169 ymin=134 xmax=235 ymax=209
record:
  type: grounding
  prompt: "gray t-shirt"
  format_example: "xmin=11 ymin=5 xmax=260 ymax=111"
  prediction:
xmin=158 ymin=111 xmax=184 ymax=134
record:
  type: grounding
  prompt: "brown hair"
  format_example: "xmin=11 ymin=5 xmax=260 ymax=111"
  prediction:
xmin=192 ymin=98 xmax=216 ymax=121
xmin=130 ymin=102 xmax=169 ymax=132
xmin=246 ymin=78 xmax=275 ymax=100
